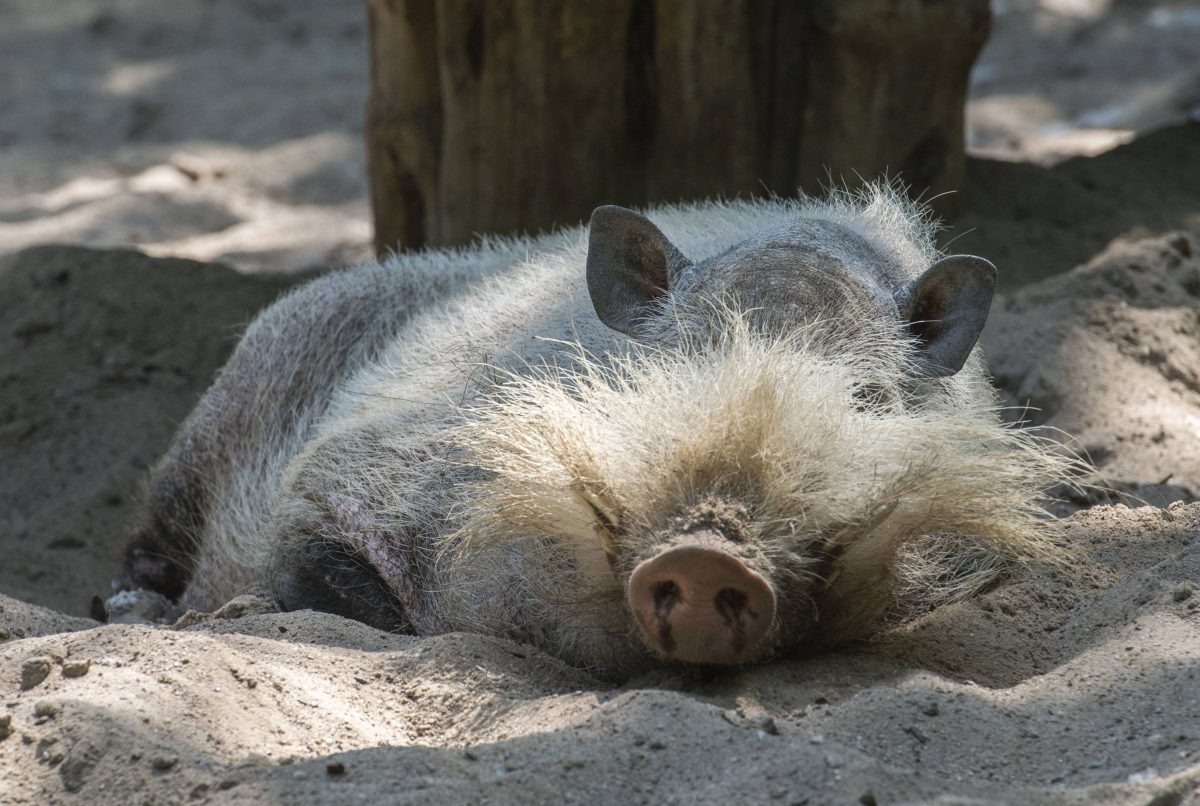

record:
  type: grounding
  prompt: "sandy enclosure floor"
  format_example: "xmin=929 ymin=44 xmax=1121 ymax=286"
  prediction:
xmin=971 ymin=0 xmax=1200 ymax=163
xmin=1 ymin=504 xmax=1198 ymax=803
xmin=2 ymin=0 xmax=1200 ymax=804
xmin=0 ymin=0 xmax=373 ymax=274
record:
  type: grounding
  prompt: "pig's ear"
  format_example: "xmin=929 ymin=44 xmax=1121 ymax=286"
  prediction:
xmin=898 ymin=255 xmax=997 ymax=377
xmin=586 ymin=206 xmax=691 ymax=336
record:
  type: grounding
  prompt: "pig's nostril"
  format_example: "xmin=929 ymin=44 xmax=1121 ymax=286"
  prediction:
xmin=652 ymin=580 xmax=680 ymax=616
xmin=714 ymin=586 xmax=749 ymax=623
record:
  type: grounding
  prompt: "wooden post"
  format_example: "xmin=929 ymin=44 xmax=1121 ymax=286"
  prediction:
xmin=366 ymin=0 xmax=990 ymax=253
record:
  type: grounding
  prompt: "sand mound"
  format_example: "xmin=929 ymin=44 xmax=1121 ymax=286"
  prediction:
xmin=2 ymin=504 xmax=1197 ymax=804
xmin=948 ymin=122 xmax=1200 ymax=291
xmin=0 ymin=246 xmax=290 ymax=616
xmin=984 ymin=230 xmax=1200 ymax=504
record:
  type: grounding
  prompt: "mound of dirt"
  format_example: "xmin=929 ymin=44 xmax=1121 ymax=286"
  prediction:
xmin=0 ymin=246 xmax=291 ymax=616
xmin=983 ymin=230 xmax=1200 ymax=504
xmin=1 ymin=504 xmax=1197 ymax=804
xmin=947 ymin=122 xmax=1200 ymax=291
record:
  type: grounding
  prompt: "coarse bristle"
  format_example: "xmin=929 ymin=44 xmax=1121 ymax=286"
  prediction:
xmin=448 ymin=310 xmax=1077 ymax=636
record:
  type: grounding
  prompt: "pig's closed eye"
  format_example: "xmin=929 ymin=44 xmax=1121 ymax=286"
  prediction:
xmin=571 ymin=482 xmax=623 ymax=554
xmin=849 ymin=381 xmax=892 ymax=412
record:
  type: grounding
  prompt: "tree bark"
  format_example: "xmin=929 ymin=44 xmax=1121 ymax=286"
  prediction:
xmin=367 ymin=0 xmax=991 ymax=253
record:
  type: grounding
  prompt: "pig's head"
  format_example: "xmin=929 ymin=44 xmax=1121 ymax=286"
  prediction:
xmin=586 ymin=203 xmax=997 ymax=378
xmin=450 ymin=195 xmax=1067 ymax=674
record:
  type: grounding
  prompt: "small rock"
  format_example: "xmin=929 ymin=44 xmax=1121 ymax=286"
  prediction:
xmin=151 ymin=754 xmax=178 ymax=771
xmin=34 ymin=701 xmax=59 ymax=719
xmin=921 ymin=702 xmax=940 ymax=717
xmin=1173 ymin=585 xmax=1194 ymax=602
xmin=211 ymin=594 xmax=278 ymax=621
xmin=0 ymin=713 xmax=12 ymax=740
xmin=20 ymin=657 xmax=53 ymax=690
xmin=905 ymin=725 xmax=930 ymax=744
xmin=105 ymin=589 xmax=175 ymax=624
xmin=326 ymin=762 xmax=346 ymax=777
xmin=36 ymin=736 xmax=63 ymax=764
xmin=62 ymin=660 xmax=91 ymax=678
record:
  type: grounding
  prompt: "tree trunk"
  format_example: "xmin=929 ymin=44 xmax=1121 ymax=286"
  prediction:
xmin=366 ymin=0 xmax=990 ymax=253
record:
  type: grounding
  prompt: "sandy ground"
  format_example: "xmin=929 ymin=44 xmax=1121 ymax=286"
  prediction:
xmin=2 ymin=0 xmax=1200 ymax=803
xmin=0 ymin=0 xmax=372 ymax=274
xmin=970 ymin=0 xmax=1200 ymax=163
xmin=2 ymin=504 xmax=1198 ymax=804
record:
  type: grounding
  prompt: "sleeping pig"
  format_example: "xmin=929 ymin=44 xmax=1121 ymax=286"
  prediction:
xmin=110 ymin=185 xmax=1068 ymax=678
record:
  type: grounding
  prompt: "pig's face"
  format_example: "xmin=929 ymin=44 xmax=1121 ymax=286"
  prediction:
xmin=452 ymin=327 xmax=871 ymax=667
xmin=447 ymin=203 xmax=1059 ymax=671
xmin=451 ymin=329 xmax=1060 ymax=670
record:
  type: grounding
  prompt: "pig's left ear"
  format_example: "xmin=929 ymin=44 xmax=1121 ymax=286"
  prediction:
xmin=586 ymin=206 xmax=691 ymax=337
xmin=898 ymin=254 xmax=997 ymax=377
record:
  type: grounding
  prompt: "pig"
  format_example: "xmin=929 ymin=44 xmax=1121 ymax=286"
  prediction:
xmin=112 ymin=185 xmax=1070 ymax=678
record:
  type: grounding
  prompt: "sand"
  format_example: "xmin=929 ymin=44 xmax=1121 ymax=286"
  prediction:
xmin=2 ymin=503 xmax=1198 ymax=804
xmin=2 ymin=0 xmax=1200 ymax=803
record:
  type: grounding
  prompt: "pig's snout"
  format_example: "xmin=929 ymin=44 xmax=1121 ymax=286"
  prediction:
xmin=628 ymin=536 xmax=775 ymax=665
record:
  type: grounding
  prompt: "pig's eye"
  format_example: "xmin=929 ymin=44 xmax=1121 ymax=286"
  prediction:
xmin=850 ymin=381 xmax=894 ymax=413
xmin=572 ymin=482 xmax=622 ymax=556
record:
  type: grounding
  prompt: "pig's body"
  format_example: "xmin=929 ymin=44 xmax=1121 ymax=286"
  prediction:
xmin=116 ymin=187 xmax=1066 ymax=677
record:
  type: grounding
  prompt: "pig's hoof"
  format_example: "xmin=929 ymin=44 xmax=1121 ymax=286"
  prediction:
xmin=104 ymin=588 xmax=180 ymax=624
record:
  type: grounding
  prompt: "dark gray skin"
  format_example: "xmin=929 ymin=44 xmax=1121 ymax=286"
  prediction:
xmin=113 ymin=202 xmax=998 ymax=670
xmin=587 ymin=205 xmax=997 ymax=377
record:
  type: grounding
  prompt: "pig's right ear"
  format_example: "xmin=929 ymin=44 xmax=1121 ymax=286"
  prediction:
xmin=586 ymin=206 xmax=691 ymax=337
xmin=898 ymin=254 xmax=998 ymax=377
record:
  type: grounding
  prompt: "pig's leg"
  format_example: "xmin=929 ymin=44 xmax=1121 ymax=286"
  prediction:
xmin=267 ymin=440 xmax=435 ymax=632
xmin=110 ymin=261 xmax=454 ymax=616
xmin=273 ymin=536 xmax=412 ymax=632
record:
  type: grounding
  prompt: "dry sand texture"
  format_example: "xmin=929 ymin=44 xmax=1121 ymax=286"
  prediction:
xmin=970 ymin=0 xmax=1200 ymax=163
xmin=1 ymin=503 xmax=1198 ymax=803
xmin=0 ymin=0 xmax=373 ymax=274
xmin=2 ymin=0 xmax=1200 ymax=803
